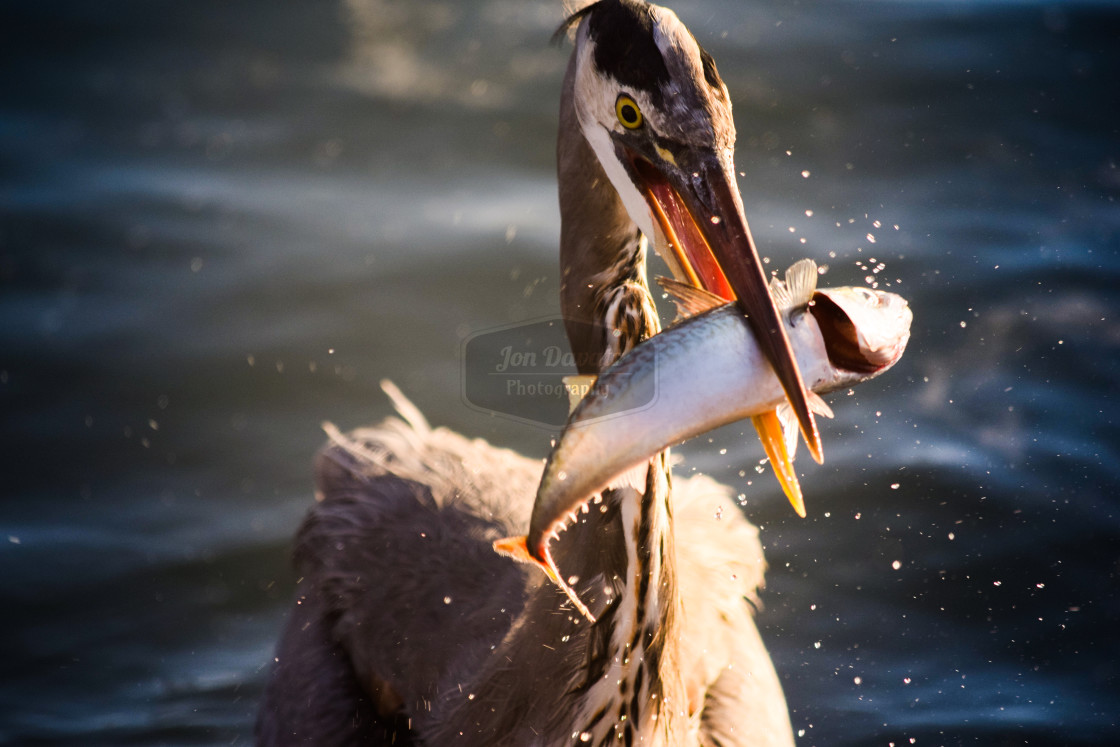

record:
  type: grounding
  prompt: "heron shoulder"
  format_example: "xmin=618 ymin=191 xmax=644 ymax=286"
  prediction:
xmin=317 ymin=413 xmax=539 ymax=527
xmin=671 ymin=473 xmax=794 ymax=747
xmin=291 ymin=415 xmax=540 ymax=728
xmin=671 ymin=472 xmax=768 ymax=608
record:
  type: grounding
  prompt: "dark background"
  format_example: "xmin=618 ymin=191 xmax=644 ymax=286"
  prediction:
xmin=2 ymin=0 xmax=1117 ymax=744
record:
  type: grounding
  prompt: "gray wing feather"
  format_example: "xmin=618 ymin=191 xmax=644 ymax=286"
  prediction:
xmin=303 ymin=418 xmax=539 ymax=711
xmin=256 ymin=580 xmax=408 ymax=746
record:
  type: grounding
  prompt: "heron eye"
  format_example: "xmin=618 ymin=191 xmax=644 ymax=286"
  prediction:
xmin=615 ymin=95 xmax=642 ymax=129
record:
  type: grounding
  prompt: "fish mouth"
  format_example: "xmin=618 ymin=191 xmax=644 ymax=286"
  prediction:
xmin=616 ymin=142 xmax=821 ymax=466
xmin=810 ymin=289 xmax=912 ymax=374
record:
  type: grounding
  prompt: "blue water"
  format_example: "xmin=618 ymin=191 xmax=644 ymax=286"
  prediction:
xmin=2 ymin=0 xmax=1117 ymax=744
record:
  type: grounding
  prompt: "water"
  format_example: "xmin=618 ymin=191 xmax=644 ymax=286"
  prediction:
xmin=2 ymin=0 xmax=1117 ymax=744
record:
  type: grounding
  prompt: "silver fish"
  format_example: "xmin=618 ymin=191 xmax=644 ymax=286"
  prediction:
xmin=503 ymin=259 xmax=911 ymax=585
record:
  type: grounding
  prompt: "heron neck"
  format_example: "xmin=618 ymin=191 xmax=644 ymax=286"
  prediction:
xmin=553 ymin=53 xmax=684 ymax=733
xmin=557 ymin=52 xmax=650 ymax=374
xmin=566 ymin=459 xmax=687 ymax=745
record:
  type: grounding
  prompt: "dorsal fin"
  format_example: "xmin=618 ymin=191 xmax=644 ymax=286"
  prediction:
xmin=769 ymin=258 xmax=819 ymax=312
xmin=656 ymin=276 xmax=726 ymax=319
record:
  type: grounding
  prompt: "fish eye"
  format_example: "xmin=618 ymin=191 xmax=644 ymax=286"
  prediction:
xmin=615 ymin=95 xmax=643 ymax=129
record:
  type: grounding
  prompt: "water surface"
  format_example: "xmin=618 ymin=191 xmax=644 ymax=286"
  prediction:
xmin=2 ymin=0 xmax=1118 ymax=744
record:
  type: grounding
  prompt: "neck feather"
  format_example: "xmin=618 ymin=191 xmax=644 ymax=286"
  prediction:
xmin=557 ymin=53 xmax=651 ymax=374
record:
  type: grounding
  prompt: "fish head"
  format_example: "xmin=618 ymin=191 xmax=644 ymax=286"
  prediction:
xmin=809 ymin=285 xmax=913 ymax=377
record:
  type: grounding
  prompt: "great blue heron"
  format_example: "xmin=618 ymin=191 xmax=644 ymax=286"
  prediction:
xmin=258 ymin=1 xmax=801 ymax=744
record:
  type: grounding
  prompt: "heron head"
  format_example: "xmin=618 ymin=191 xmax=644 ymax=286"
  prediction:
xmin=563 ymin=0 xmax=821 ymax=462
xmin=566 ymin=0 xmax=738 ymax=295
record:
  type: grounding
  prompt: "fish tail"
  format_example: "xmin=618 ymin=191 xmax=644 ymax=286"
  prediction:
xmin=492 ymin=535 xmax=597 ymax=623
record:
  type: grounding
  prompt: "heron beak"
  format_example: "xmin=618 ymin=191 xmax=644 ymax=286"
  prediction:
xmin=621 ymin=145 xmax=822 ymax=513
xmin=751 ymin=412 xmax=806 ymax=518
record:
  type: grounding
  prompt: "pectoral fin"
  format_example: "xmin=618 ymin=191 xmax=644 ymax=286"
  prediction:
xmin=776 ymin=391 xmax=835 ymax=463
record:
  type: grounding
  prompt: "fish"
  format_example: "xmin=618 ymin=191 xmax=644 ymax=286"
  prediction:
xmin=494 ymin=259 xmax=912 ymax=619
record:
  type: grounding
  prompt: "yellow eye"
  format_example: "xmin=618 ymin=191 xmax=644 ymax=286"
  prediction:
xmin=615 ymin=95 xmax=642 ymax=129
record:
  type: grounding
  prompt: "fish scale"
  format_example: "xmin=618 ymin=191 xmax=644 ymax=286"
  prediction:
xmin=526 ymin=259 xmax=913 ymax=574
